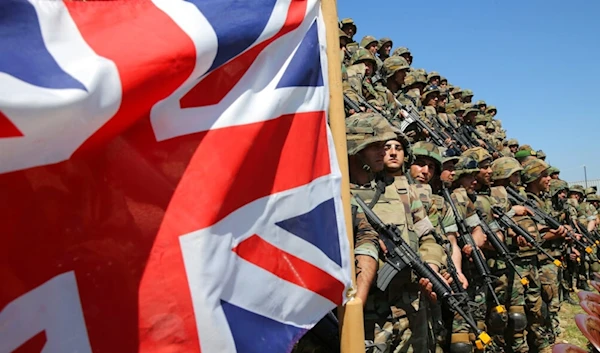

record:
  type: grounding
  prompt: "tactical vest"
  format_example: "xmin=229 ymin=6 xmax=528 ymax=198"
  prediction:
xmin=527 ymin=192 xmax=563 ymax=256
xmin=351 ymin=176 xmax=419 ymax=285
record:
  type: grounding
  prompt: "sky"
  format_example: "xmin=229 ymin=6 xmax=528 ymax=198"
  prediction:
xmin=338 ymin=0 xmax=599 ymax=183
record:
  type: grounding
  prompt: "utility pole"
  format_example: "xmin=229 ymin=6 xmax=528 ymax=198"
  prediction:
xmin=584 ymin=165 xmax=588 ymax=188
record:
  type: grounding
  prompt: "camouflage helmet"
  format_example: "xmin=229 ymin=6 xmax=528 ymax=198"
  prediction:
xmin=486 ymin=122 xmax=495 ymax=130
xmin=476 ymin=100 xmax=486 ymax=106
xmin=453 ymin=156 xmax=480 ymax=181
xmin=486 ymin=105 xmax=497 ymax=114
xmin=404 ymin=71 xmax=427 ymax=87
xmin=412 ymin=68 xmax=427 ymax=75
xmin=339 ymin=18 xmax=357 ymax=32
xmin=351 ymin=48 xmax=377 ymax=67
xmin=345 ymin=113 xmax=397 ymax=155
xmin=474 ymin=114 xmax=491 ymax=125
xmin=421 ymin=85 xmax=440 ymax=101
xmin=445 ymin=100 xmax=460 ymax=114
xmin=440 ymin=76 xmax=448 ymax=83
xmin=383 ymin=56 xmax=410 ymax=79
xmin=461 ymin=89 xmax=474 ymax=97
xmin=427 ymin=71 xmax=441 ymax=81
xmin=547 ymin=166 xmax=561 ymax=175
xmin=451 ymin=86 xmax=462 ymax=95
xmin=536 ymin=150 xmax=546 ymax=160
xmin=412 ymin=141 xmax=443 ymax=172
xmin=585 ymin=187 xmax=596 ymax=196
xmin=463 ymin=147 xmax=492 ymax=164
xmin=549 ymin=179 xmax=569 ymax=197
xmin=588 ymin=194 xmax=600 ymax=202
xmin=521 ymin=158 xmax=549 ymax=184
xmin=392 ymin=47 xmax=411 ymax=57
xmin=569 ymin=184 xmax=585 ymax=196
xmin=491 ymin=157 xmax=523 ymax=181
xmin=507 ymin=139 xmax=519 ymax=147
xmin=463 ymin=104 xmax=479 ymax=116
xmin=360 ymin=35 xmax=378 ymax=49
xmin=377 ymin=37 xmax=393 ymax=50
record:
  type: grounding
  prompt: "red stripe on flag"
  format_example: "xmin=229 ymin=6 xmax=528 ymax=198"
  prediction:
xmin=0 ymin=110 xmax=24 ymax=138
xmin=179 ymin=0 xmax=307 ymax=108
xmin=233 ymin=235 xmax=344 ymax=305
xmin=65 ymin=1 xmax=196 ymax=155
xmin=162 ymin=110 xmax=330 ymax=234
xmin=138 ymin=110 xmax=331 ymax=351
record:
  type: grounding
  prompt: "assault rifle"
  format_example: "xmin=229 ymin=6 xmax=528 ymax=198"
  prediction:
xmin=463 ymin=125 xmax=502 ymax=156
xmin=393 ymin=98 xmax=462 ymax=156
xmin=353 ymin=194 xmax=491 ymax=349
xmin=506 ymin=187 xmax=593 ymax=255
xmin=491 ymin=207 xmax=563 ymax=268
xmin=475 ymin=210 xmax=529 ymax=286
xmin=441 ymin=187 xmax=507 ymax=328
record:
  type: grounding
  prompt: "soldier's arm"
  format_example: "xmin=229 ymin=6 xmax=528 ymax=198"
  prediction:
xmin=343 ymin=74 xmax=363 ymax=106
xmin=353 ymin=204 xmax=380 ymax=306
xmin=410 ymin=189 xmax=446 ymax=272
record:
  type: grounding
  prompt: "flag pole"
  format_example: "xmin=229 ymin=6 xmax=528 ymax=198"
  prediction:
xmin=320 ymin=0 xmax=365 ymax=352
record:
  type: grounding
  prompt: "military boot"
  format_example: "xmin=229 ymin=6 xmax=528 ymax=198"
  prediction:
xmin=564 ymin=290 xmax=578 ymax=305
xmin=578 ymin=280 xmax=592 ymax=291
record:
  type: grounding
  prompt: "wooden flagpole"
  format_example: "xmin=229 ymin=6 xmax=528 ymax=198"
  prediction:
xmin=320 ymin=0 xmax=365 ymax=352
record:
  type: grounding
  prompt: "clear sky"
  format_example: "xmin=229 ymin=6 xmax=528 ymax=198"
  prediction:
xmin=338 ymin=0 xmax=599 ymax=183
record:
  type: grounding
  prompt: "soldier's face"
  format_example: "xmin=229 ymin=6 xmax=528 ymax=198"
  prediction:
xmin=558 ymin=190 xmax=567 ymax=200
xmin=440 ymin=81 xmax=447 ymax=88
xmin=360 ymin=141 xmax=386 ymax=172
xmin=458 ymin=174 xmax=477 ymax=193
xmin=426 ymin=94 xmax=439 ymax=107
xmin=342 ymin=25 xmax=355 ymax=37
xmin=489 ymin=110 xmax=497 ymax=117
xmin=410 ymin=157 xmax=437 ymax=184
xmin=383 ymin=140 xmax=405 ymax=172
xmin=570 ymin=193 xmax=581 ymax=202
xmin=394 ymin=69 xmax=408 ymax=86
xmin=550 ymin=173 xmax=560 ymax=180
xmin=509 ymin=172 xmax=521 ymax=186
xmin=441 ymin=161 xmax=456 ymax=183
xmin=363 ymin=61 xmax=374 ymax=77
xmin=537 ymin=171 xmax=551 ymax=192
xmin=401 ymin=54 xmax=413 ymax=65
xmin=367 ymin=43 xmax=378 ymax=55
xmin=476 ymin=160 xmax=492 ymax=186
xmin=382 ymin=43 xmax=392 ymax=56
xmin=463 ymin=96 xmax=473 ymax=103
xmin=509 ymin=145 xmax=518 ymax=153
xmin=429 ymin=78 xmax=440 ymax=86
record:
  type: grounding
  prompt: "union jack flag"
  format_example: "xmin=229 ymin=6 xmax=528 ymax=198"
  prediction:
xmin=0 ymin=0 xmax=351 ymax=352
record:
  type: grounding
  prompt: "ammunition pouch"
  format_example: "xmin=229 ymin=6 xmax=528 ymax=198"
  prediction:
xmin=450 ymin=333 xmax=473 ymax=353
xmin=487 ymin=306 xmax=508 ymax=334
xmin=508 ymin=306 xmax=528 ymax=332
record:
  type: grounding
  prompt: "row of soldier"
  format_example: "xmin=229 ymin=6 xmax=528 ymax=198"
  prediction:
xmin=295 ymin=17 xmax=600 ymax=353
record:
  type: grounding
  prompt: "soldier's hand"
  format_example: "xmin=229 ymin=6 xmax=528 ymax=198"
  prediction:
xmin=348 ymin=108 xmax=356 ymax=115
xmin=457 ymin=272 xmax=469 ymax=289
xmin=462 ymin=244 xmax=473 ymax=258
xmin=442 ymin=271 xmax=453 ymax=286
xmin=461 ymin=145 xmax=468 ymax=152
xmin=570 ymin=252 xmax=578 ymax=261
xmin=478 ymin=139 xmax=486 ymax=148
xmin=418 ymin=278 xmax=437 ymax=303
xmin=378 ymin=239 xmax=388 ymax=254
xmin=512 ymin=205 xmax=534 ymax=217
xmin=492 ymin=152 xmax=499 ymax=159
xmin=516 ymin=236 xmax=530 ymax=247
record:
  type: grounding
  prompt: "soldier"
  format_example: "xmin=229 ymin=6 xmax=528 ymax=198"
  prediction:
xmin=486 ymin=105 xmax=497 ymax=118
xmin=377 ymin=37 xmax=393 ymax=62
xmin=339 ymin=18 xmax=357 ymax=40
xmin=398 ymin=71 xmax=427 ymax=110
xmin=571 ymin=185 xmax=598 ymax=232
xmin=491 ymin=157 xmax=549 ymax=352
xmin=428 ymin=71 xmax=441 ymax=86
xmin=339 ymin=29 xmax=352 ymax=68
xmin=548 ymin=166 xmax=561 ymax=180
xmin=347 ymin=113 xmax=446 ymax=353
xmin=439 ymin=76 xmax=449 ymax=95
xmin=392 ymin=47 xmax=413 ymax=66
xmin=343 ymin=48 xmax=382 ymax=110
xmin=536 ymin=150 xmax=547 ymax=161
xmin=548 ymin=179 xmax=580 ymax=305
xmin=460 ymin=89 xmax=474 ymax=103
xmin=476 ymin=100 xmax=487 ymax=113
xmin=380 ymin=56 xmax=410 ymax=117
xmin=521 ymin=158 xmax=567 ymax=346
xmin=361 ymin=35 xmax=379 ymax=55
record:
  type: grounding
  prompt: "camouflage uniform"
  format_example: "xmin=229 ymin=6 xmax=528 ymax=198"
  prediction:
xmin=491 ymin=157 xmax=548 ymax=353
xmin=462 ymin=148 xmax=509 ymax=353
xmin=343 ymin=48 xmax=384 ymax=108
xmin=448 ymin=157 xmax=489 ymax=353
xmin=521 ymin=159 xmax=561 ymax=347
xmin=346 ymin=114 xmax=445 ymax=353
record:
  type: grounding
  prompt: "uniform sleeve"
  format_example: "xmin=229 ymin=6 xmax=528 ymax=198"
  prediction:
xmin=351 ymin=198 xmax=380 ymax=261
xmin=409 ymin=187 xmax=445 ymax=268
